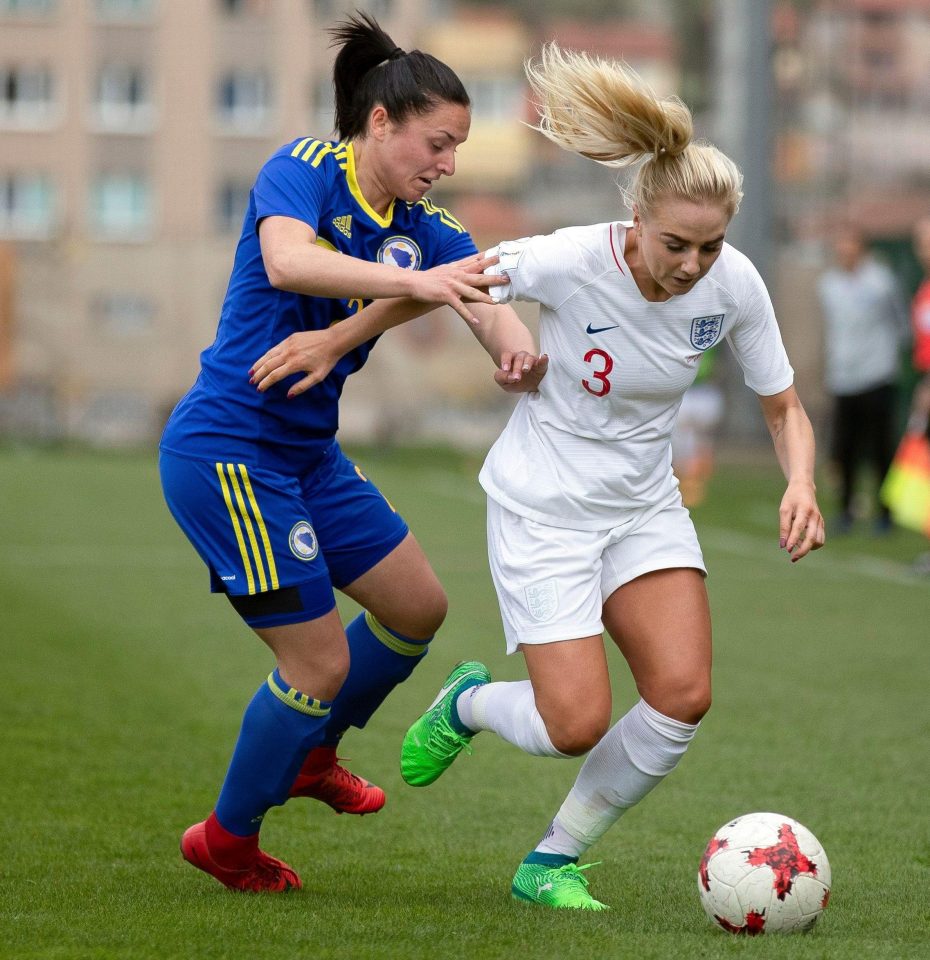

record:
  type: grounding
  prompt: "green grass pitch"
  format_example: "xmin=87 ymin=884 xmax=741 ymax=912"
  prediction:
xmin=1 ymin=444 xmax=928 ymax=959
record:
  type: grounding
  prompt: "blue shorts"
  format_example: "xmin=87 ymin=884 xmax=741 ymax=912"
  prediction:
xmin=159 ymin=442 xmax=409 ymax=624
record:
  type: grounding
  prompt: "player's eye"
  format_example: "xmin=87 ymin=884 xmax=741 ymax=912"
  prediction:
xmin=666 ymin=244 xmax=684 ymax=252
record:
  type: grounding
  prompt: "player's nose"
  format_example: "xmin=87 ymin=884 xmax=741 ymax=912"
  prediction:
xmin=680 ymin=251 xmax=701 ymax=276
xmin=436 ymin=148 xmax=455 ymax=177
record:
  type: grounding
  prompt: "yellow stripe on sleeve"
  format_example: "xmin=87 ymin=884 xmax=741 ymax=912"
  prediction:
xmin=300 ymin=139 xmax=324 ymax=162
xmin=291 ymin=137 xmax=313 ymax=158
xmin=216 ymin=462 xmax=256 ymax=595
xmin=237 ymin=464 xmax=279 ymax=591
xmin=309 ymin=143 xmax=334 ymax=168
xmin=416 ymin=198 xmax=465 ymax=233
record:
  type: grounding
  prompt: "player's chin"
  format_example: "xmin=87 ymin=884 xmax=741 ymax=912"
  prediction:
xmin=406 ymin=178 xmax=436 ymax=201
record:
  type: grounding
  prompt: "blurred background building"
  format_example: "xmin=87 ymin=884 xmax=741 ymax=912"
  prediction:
xmin=1 ymin=0 xmax=929 ymax=448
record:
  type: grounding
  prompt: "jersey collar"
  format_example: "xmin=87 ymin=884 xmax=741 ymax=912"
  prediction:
xmin=344 ymin=142 xmax=396 ymax=229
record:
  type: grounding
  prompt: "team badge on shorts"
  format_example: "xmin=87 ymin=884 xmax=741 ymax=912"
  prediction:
xmin=288 ymin=521 xmax=319 ymax=561
xmin=525 ymin=578 xmax=559 ymax=622
xmin=690 ymin=314 xmax=724 ymax=350
xmin=378 ymin=236 xmax=422 ymax=271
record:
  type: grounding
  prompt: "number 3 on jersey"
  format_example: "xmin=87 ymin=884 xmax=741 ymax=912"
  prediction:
xmin=582 ymin=348 xmax=614 ymax=396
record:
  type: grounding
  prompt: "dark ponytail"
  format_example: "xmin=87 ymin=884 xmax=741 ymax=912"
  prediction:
xmin=328 ymin=11 xmax=470 ymax=141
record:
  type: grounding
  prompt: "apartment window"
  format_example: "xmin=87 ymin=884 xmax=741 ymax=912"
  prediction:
xmin=216 ymin=180 xmax=251 ymax=233
xmin=216 ymin=69 xmax=271 ymax=131
xmin=220 ymin=0 xmax=269 ymax=15
xmin=90 ymin=174 xmax=152 ymax=239
xmin=311 ymin=76 xmax=336 ymax=138
xmin=310 ymin=0 xmax=334 ymax=18
xmin=0 ymin=173 xmax=55 ymax=239
xmin=310 ymin=0 xmax=390 ymax=18
xmin=465 ymin=76 xmax=523 ymax=123
xmin=94 ymin=0 xmax=153 ymax=18
xmin=0 ymin=0 xmax=56 ymax=15
xmin=93 ymin=64 xmax=154 ymax=131
xmin=0 ymin=64 xmax=55 ymax=127
xmin=91 ymin=292 xmax=155 ymax=336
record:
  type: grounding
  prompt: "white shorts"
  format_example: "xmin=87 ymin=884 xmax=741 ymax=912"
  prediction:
xmin=486 ymin=495 xmax=706 ymax=655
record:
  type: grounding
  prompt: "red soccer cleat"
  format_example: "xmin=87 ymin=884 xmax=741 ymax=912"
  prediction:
xmin=180 ymin=814 xmax=301 ymax=893
xmin=289 ymin=745 xmax=386 ymax=815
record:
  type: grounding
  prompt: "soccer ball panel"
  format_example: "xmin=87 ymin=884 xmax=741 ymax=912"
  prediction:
xmin=697 ymin=812 xmax=831 ymax=935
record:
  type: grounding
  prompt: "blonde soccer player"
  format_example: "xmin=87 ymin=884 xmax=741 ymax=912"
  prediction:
xmin=400 ymin=43 xmax=825 ymax=911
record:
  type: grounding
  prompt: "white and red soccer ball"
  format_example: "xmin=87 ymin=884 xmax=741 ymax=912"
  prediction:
xmin=698 ymin=812 xmax=831 ymax=935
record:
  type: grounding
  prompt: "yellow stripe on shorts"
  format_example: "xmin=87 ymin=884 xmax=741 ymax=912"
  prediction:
xmin=216 ymin=462 xmax=256 ymax=594
xmin=237 ymin=464 xmax=279 ymax=590
xmin=225 ymin=464 xmax=269 ymax=593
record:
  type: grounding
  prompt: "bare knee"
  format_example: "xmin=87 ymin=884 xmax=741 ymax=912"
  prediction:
xmin=258 ymin=618 xmax=351 ymax=700
xmin=278 ymin=644 xmax=349 ymax=701
xmin=385 ymin=584 xmax=447 ymax=640
xmin=546 ymin=711 xmax=611 ymax=756
xmin=643 ymin=678 xmax=712 ymax=725
xmin=418 ymin=585 xmax=448 ymax=637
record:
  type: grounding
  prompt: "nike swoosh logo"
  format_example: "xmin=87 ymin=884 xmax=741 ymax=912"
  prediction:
xmin=586 ymin=322 xmax=619 ymax=334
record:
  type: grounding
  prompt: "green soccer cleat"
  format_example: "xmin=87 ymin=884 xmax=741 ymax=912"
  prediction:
xmin=511 ymin=860 xmax=610 ymax=911
xmin=400 ymin=660 xmax=490 ymax=786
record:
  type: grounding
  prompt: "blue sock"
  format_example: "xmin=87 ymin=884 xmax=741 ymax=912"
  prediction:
xmin=214 ymin=669 xmax=332 ymax=836
xmin=323 ymin=611 xmax=429 ymax=742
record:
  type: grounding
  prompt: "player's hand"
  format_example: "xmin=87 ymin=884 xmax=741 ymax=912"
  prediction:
xmin=778 ymin=479 xmax=825 ymax=562
xmin=494 ymin=353 xmax=549 ymax=393
xmin=249 ymin=329 xmax=341 ymax=398
xmin=409 ymin=253 xmax=508 ymax=325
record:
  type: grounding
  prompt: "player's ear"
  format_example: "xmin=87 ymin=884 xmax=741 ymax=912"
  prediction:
xmin=368 ymin=104 xmax=390 ymax=141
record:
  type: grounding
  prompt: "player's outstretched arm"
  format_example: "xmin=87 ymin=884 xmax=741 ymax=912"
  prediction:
xmin=259 ymin=216 xmax=506 ymax=323
xmin=250 ymin=297 xmax=429 ymax=398
xmin=758 ymin=386 xmax=825 ymax=561
xmin=468 ymin=301 xmax=548 ymax=393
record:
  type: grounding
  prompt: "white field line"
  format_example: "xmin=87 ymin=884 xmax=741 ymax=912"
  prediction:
xmin=699 ymin=525 xmax=925 ymax=587
xmin=3 ymin=480 xmax=923 ymax=588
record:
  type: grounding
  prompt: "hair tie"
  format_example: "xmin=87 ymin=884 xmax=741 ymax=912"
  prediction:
xmin=389 ymin=47 xmax=406 ymax=60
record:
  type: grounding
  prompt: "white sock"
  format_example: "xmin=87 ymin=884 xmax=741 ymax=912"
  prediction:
xmin=535 ymin=698 xmax=699 ymax=858
xmin=456 ymin=680 xmax=569 ymax=758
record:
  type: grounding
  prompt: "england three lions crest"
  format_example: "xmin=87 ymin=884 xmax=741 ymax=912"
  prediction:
xmin=690 ymin=314 xmax=724 ymax=350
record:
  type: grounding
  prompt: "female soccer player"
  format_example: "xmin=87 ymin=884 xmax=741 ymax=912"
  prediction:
xmin=159 ymin=13 xmax=542 ymax=893
xmin=400 ymin=43 xmax=826 ymax=911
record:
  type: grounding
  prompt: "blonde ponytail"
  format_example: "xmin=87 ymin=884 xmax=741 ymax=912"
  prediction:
xmin=527 ymin=42 xmax=743 ymax=219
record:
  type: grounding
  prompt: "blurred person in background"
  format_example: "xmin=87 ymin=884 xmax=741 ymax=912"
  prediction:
xmin=159 ymin=13 xmax=544 ymax=894
xmin=399 ymin=43 xmax=825 ymax=912
xmin=910 ymin=215 xmax=930 ymax=436
xmin=817 ymin=224 xmax=909 ymax=534
xmin=671 ymin=349 xmax=723 ymax=507
xmin=905 ymin=215 xmax=930 ymax=573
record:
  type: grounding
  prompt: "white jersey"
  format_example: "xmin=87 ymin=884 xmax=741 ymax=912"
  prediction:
xmin=479 ymin=221 xmax=794 ymax=530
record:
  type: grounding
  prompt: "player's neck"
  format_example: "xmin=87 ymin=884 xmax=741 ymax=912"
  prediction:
xmin=623 ymin=228 xmax=673 ymax=303
xmin=350 ymin=140 xmax=393 ymax=218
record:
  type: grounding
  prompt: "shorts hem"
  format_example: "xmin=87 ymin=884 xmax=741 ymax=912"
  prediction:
xmin=504 ymin=619 xmax=605 ymax=656
xmin=329 ymin=523 xmax=410 ymax=589
xmin=239 ymin=598 xmax=338 ymax=629
xmin=602 ymin=556 xmax=706 ymax=601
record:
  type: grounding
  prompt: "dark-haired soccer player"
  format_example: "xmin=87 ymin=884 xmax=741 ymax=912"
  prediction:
xmin=159 ymin=12 xmax=544 ymax=892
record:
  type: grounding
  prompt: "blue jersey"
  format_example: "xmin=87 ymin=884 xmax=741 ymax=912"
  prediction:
xmin=161 ymin=137 xmax=478 ymax=474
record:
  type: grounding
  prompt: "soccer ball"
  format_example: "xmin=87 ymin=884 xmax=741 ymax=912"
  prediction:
xmin=697 ymin=811 xmax=831 ymax=935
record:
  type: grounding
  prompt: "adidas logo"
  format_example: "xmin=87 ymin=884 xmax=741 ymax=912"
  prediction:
xmin=332 ymin=215 xmax=352 ymax=238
